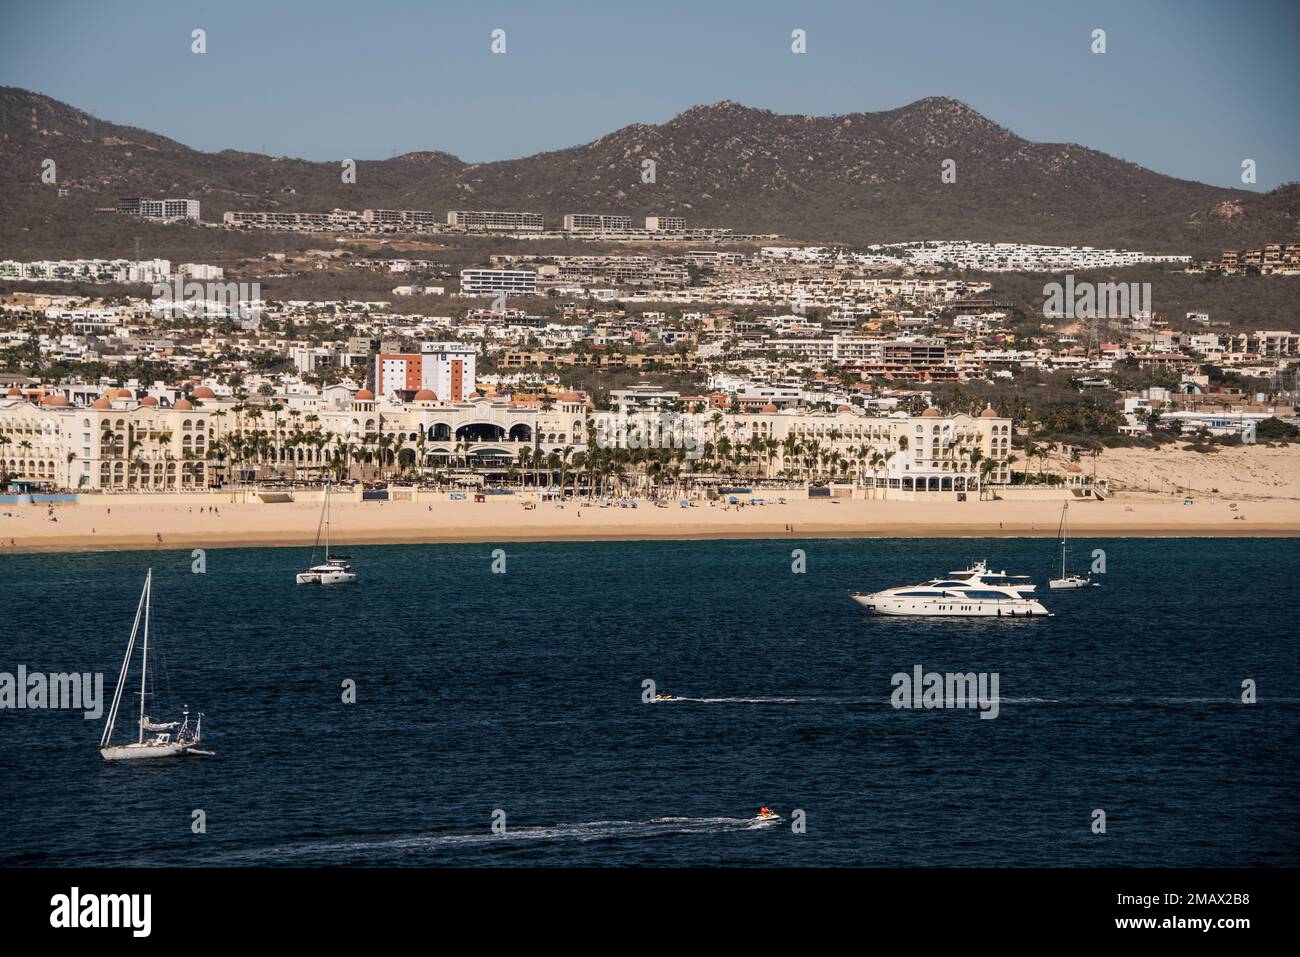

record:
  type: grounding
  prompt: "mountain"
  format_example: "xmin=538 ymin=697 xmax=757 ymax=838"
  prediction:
xmin=1 ymin=87 xmax=1296 ymax=260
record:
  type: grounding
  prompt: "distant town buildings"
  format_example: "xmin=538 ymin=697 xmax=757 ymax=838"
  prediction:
xmin=0 ymin=258 xmax=174 ymax=284
xmin=764 ymin=242 xmax=1192 ymax=273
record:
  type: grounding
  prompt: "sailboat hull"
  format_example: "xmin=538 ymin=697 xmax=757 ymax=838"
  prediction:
xmin=100 ymin=741 xmax=197 ymax=761
xmin=296 ymin=569 xmax=356 ymax=585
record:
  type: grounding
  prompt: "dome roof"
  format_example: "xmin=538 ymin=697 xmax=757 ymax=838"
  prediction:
xmin=413 ymin=388 xmax=436 ymax=401
xmin=836 ymin=404 xmax=855 ymax=413
xmin=761 ymin=403 xmax=779 ymax=413
xmin=91 ymin=397 xmax=112 ymax=409
xmin=40 ymin=395 xmax=70 ymax=407
xmin=173 ymin=399 xmax=193 ymax=411
xmin=5 ymin=387 xmax=20 ymax=397
xmin=556 ymin=391 xmax=583 ymax=402
xmin=354 ymin=388 xmax=374 ymax=401
xmin=980 ymin=406 xmax=1000 ymax=418
xmin=192 ymin=386 xmax=216 ymax=399
xmin=115 ymin=388 xmax=133 ymax=398
xmin=921 ymin=407 xmax=941 ymax=417
xmin=140 ymin=396 xmax=159 ymax=407
xmin=1067 ymin=462 xmax=1083 ymax=473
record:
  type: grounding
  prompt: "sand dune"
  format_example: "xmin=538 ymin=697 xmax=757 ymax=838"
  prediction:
xmin=1078 ymin=443 xmax=1300 ymax=501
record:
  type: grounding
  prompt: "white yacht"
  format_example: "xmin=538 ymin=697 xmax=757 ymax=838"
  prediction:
xmin=100 ymin=570 xmax=211 ymax=761
xmin=851 ymin=560 xmax=1051 ymax=617
xmin=1048 ymin=502 xmax=1097 ymax=589
xmin=297 ymin=482 xmax=356 ymax=585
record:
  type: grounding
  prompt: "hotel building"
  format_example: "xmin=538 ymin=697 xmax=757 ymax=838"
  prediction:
xmin=459 ymin=269 xmax=538 ymax=296
xmin=564 ymin=214 xmax=634 ymax=232
xmin=118 ymin=197 xmax=201 ymax=222
xmin=375 ymin=343 xmax=477 ymax=403
xmin=589 ymin=405 xmax=1012 ymax=495
xmin=0 ymin=387 xmax=214 ymax=490
xmin=645 ymin=216 xmax=686 ymax=232
xmin=447 ymin=210 xmax=545 ymax=232
xmin=2 ymin=380 xmax=1013 ymax=498
xmin=362 ymin=208 xmax=440 ymax=228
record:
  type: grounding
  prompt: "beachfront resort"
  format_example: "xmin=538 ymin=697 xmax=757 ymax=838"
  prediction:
xmin=0 ymin=379 xmax=1016 ymax=499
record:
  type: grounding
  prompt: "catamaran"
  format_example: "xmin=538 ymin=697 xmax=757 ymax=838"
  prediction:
xmin=851 ymin=560 xmax=1051 ymax=617
xmin=100 ymin=569 xmax=210 ymax=761
xmin=1048 ymin=501 xmax=1097 ymax=589
xmin=296 ymin=482 xmax=356 ymax=585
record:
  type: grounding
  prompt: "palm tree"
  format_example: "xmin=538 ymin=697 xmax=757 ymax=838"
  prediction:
xmin=127 ymin=438 xmax=142 ymax=487
xmin=979 ymin=459 xmax=995 ymax=500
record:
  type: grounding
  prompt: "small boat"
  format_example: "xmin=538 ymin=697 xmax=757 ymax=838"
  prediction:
xmin=753 ymin=807 xmax=781 ymax=823
xmin=100 ymin=570 xmax=209 ymax=761
xmin=1048 ymin=502 xmax=1097 ymax=589
xmin=297 ymin=482 xmax=356 ymax=585
xmin=654 ymin=693 xmax=679 ymax=702
xmin=851 ymin=560 xmax=1051 ymax=617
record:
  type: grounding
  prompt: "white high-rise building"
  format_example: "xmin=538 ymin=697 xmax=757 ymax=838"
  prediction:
xmin=421 ymin=342 xmax=476 ymax=403
xmin=375 ymin=343 xmax=478 ymax=401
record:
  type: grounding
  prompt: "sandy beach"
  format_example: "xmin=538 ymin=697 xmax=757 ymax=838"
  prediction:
xmin=4 ymin=444 xmax=1298 ymax=553
xmin=3 ymin=484 xmax=1298 ymax=553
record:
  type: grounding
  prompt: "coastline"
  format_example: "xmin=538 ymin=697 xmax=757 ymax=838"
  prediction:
xmin=3 ymin=492 xmax=1298 ymax=553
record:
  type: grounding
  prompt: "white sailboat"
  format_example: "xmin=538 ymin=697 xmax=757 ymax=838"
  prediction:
xmin=100 ymin=570 xmax=210 ymax=761
xmin=296 ymin=481 xmax=356 ymax=585
xmin=1048 ymin=501 xmax=1097 ymax=589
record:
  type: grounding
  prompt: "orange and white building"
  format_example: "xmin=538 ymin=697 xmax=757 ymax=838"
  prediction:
xmin=375 ymin=343 xmax=477 ymax=403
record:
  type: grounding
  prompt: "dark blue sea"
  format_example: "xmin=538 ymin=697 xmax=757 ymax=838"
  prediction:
xmin=1 ymin=538 xmax=1296 ymax=867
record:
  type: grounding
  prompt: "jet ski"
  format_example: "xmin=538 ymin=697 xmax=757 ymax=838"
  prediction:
xmin=753 ymin=806 xmax=780 ymax=823
xmin=654 ymin=693 xmax=679 ymax=702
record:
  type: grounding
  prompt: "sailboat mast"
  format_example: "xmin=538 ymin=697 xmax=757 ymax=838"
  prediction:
xmin=138 ymin=569 xmax=151 ymax=744
xmin=324 ymin=482 xmax=331 ymax=561
xmin=100 ymin=573 xmax=148 ymax=749
xmin=1059 ymin=503 xmax=1069 ymax=578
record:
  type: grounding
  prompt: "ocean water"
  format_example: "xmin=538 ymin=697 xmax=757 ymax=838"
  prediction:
xmin=0 ymin=537 xmax=1296 ymax=867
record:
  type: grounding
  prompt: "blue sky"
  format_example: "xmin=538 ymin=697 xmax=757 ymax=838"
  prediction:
xmin=2 ymin=0 xmax=1296 ymax=190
